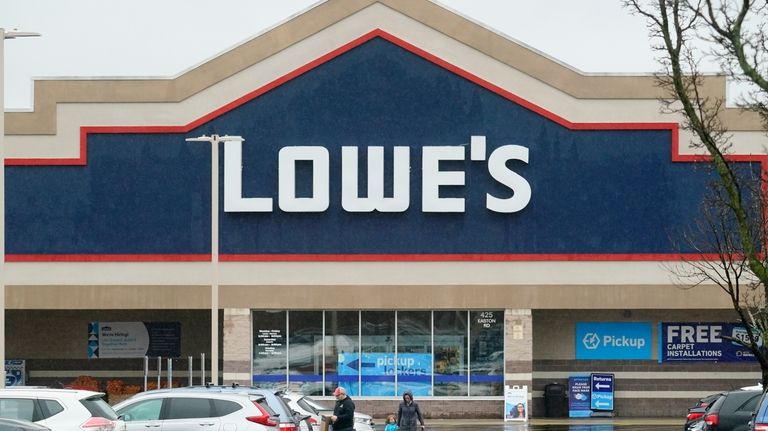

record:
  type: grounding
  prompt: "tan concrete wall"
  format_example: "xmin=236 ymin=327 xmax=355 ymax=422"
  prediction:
xmin=5 ymin=283 xmax=735 ymax=311
xmin=504 ymin=309 xmax=534 ymax=415
xmin=5 ymin=0 xmax=763 ymax=138
xmin=222 ymin=308 xmax=252 ymax=386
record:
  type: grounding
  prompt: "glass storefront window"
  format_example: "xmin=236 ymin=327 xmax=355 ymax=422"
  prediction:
xmin=433 ymin=311 xmax=468 ymax=396
xmin=397 ymin=311 xmax=432 ymax=396
xmin=325 ymin=311 xmax=360 ymax=396
xmin=361 ymin=311 xmax=395 ymax=396
xmin=288 ymin=311 xmax=323 ymax=395
xmin=470 ymin=310 xmax=504 ymax=396
xmin=252 ymin=310 xmax=287 ymax=389
xmin=251 ymin=309 xmax=505 ymax=397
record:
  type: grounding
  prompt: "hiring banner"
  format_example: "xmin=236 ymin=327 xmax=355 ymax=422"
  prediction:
xmin=88 ymin=321 xmax=181 ymax=358
xmin=660 ymin=322 xmax=760 ymax=362
xmin=504 ymin=385 xmax=528 ymax=422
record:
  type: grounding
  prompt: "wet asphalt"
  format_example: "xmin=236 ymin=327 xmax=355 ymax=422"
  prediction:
xmin=372 ymin=419 xmax=683 ymax=431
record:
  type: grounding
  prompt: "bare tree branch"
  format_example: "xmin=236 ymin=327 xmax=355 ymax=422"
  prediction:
xmin=625 ymin=0 xmax=768 ymax=386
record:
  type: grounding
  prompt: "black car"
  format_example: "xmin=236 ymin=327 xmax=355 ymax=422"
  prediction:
xmin=703 ymin=390 xmax=762 ymax=431
xmin=687 ymin=393 xmax=727 ymax=431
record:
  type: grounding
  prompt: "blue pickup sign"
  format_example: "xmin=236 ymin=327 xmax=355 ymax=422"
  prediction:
xmin=590 ymin=373 xmax=615 ymax=411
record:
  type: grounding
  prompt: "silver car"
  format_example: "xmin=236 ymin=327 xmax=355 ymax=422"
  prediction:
xmin=113 ymin=390 xmax=282 ymax=431
xmin=0 ymin=418 xmax=51 ymax=431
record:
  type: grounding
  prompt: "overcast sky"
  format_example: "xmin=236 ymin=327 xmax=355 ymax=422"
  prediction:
xmin=1 ymin=0 xmax=662 ymax=110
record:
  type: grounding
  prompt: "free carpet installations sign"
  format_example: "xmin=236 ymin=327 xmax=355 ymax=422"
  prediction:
xmin=88 ymin=321 xmax=181 ymax=358
xmin=660 ymin=322 xmax=758 ymax=362
xmin=576 ymin=322 xmax=652 ymax=360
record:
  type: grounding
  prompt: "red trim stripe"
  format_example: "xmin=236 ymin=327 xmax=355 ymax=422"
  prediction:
xmin=219 ymin=253 xmax=721 ymax=262
xmin=6 ymin=254 xmax=210 ymax=262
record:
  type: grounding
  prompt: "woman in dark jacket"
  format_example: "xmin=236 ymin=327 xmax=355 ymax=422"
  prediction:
xmin=397 ymin=390 xmax=425 ymax=431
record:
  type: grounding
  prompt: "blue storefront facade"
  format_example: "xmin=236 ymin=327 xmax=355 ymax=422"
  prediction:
xmin=3 ymin=0 xmax=767 ymax=418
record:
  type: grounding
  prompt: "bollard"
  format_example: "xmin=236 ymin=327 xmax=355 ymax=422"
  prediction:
xmin=167 ymin=358 xmax=172 ymax=388
xmin=143 ymin=356 xmax=148 ymax=392
xmin=201 ymin=353 xmax=206 ymax=385
xmin=188 ymin=356 xmax=193 ymax=387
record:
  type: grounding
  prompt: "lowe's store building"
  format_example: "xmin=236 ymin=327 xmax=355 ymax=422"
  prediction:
xmin=3 ymin=0 xmax=767 ymax=418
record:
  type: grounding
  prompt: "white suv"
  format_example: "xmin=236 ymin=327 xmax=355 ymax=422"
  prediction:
xmin=0 ymin=388 xmax=121 ymax=431
xmin=113 ymin=390 xmax=280 ymax=431
xmin=279 ymin=392 xmax=374 ymax=431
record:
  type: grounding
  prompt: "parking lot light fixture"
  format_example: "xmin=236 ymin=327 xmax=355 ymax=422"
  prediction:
xmin=185 ymin=134 xmax=244 ymax=386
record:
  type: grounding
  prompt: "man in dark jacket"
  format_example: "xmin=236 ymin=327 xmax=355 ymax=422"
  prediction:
xmin=331 ymin=386 xmax=355 ymax=431
xmin=398 ymin=390 xmax=425 ymax=431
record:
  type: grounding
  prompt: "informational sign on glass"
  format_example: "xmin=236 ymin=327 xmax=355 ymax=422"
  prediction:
xmin=4 ymin=360 xmax=25 ymax=387
xmin=88 ymin=321 xmax=180 ymax=358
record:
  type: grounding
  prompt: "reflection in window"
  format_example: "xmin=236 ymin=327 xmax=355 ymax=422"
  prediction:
xmin=289 ymin=311 xmax=323 ymax=395
xmin=470 ymin=310 xmax=504 ymax=396
xmin=119 ymin=399 xmax=162 ymax=422
xmin=166 ymin=398 xmax=213 ymax=419
xmin=361 ymin=311 xmax=395 ymax=396
xmin=325 ymin=311 xmax=360 ymax=396
xmin=397 ymin=311 xmax=432 ymax=396
xmin=0 ymin=399 xmax=36 ymax=421
xmin=250 ymin=309 xmax=505 ymax=397
xmin=434 ymin=311 xmax=468 ymax=396
xmin=252 ymin=310 xmax=287 ymax=389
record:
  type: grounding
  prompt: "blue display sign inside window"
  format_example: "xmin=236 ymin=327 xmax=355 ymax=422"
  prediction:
xmin=576 ymin=322 xmax=653 ymax=360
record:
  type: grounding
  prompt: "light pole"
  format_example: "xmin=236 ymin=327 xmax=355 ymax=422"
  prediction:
xmin=1 ymin=28 xmax=41 ymax=389
xmin=185 ymin=134 xmax=244 ymax=386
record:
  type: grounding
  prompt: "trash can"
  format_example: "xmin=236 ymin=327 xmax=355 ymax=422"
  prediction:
xmin=544 ymin=382 xmax=567 ymax=417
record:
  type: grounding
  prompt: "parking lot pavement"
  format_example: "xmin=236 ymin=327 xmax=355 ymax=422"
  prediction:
xmin=374 ymin=418 xmax=683 ymax=431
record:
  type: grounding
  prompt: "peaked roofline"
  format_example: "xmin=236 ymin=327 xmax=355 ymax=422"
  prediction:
xmin=4 ymin=0 xmax=763 ymax=135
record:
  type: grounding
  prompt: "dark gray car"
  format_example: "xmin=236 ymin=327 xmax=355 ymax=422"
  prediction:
xmin=703 ymin=390 xmax=762 ymax=431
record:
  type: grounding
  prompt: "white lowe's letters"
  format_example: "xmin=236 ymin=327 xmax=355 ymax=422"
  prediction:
xmin=422 ymin=146 xmax=466 ymax=212
xmin=278 ymin=147 xmax=330 ymax=212
xmin=224 ymin=140 xmax=273 ymax=212
xmin=222 ymin=136 xmax=531 ymax=214
xmin=341 ymin=146 xmax=410 ymax=212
